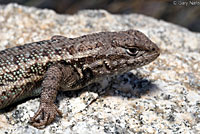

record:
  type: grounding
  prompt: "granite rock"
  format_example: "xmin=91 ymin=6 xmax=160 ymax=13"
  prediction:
xmin=0 ymin=3 xmax=199 ymax=134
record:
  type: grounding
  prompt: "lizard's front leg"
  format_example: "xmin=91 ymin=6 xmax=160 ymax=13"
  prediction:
xmin=30 ymin=63 xmax=71 ymax=128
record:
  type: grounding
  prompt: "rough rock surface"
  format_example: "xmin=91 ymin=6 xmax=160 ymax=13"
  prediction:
xmin=0 ymin=3 xmax=199 ymax=134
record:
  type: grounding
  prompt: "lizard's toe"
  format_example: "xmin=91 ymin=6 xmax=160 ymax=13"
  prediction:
xmin=30 ymin=103 xmax=62 ymax=128
xmin=46 ymin=104 xmax=62 ymax=125
xmin=31 ymin=114 xmax=49 ymax=129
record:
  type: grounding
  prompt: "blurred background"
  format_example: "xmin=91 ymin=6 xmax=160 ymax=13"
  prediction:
xmin=0 ymin=0 xmax=199 ymax=32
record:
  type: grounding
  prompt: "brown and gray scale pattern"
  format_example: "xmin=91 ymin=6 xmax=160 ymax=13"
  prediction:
xmin=0 ymin=29 xmax=160 ymax=128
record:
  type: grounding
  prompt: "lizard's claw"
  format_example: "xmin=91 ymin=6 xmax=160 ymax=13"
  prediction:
xmin=30 ymin=102 xmax=62 ymax=128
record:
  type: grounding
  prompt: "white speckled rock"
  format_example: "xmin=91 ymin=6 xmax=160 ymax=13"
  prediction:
xmin=0 ymin=3 xmax=199 ymax=134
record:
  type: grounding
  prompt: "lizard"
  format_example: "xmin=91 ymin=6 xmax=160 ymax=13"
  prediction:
xmin=0 ymin=29 xmax=160 ymax=128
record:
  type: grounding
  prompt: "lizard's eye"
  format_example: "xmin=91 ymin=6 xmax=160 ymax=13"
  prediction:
xmin=126 ymin=47 xmax=139 ymax=56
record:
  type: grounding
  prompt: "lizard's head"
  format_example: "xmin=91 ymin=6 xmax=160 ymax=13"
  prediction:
xmin=94 ymin=29 xmax=160 ymax=75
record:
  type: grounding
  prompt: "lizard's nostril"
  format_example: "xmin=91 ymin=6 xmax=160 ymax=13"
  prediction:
xmin=152 ymin=44 xmax=160 ymax=52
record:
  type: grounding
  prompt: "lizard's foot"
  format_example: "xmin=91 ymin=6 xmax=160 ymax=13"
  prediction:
xmin=30 ymin=102 xmax=62 ymax=128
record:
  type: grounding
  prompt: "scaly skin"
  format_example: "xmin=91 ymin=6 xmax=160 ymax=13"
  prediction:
xmin=0 ymin=30 xmax=160 ymax=128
